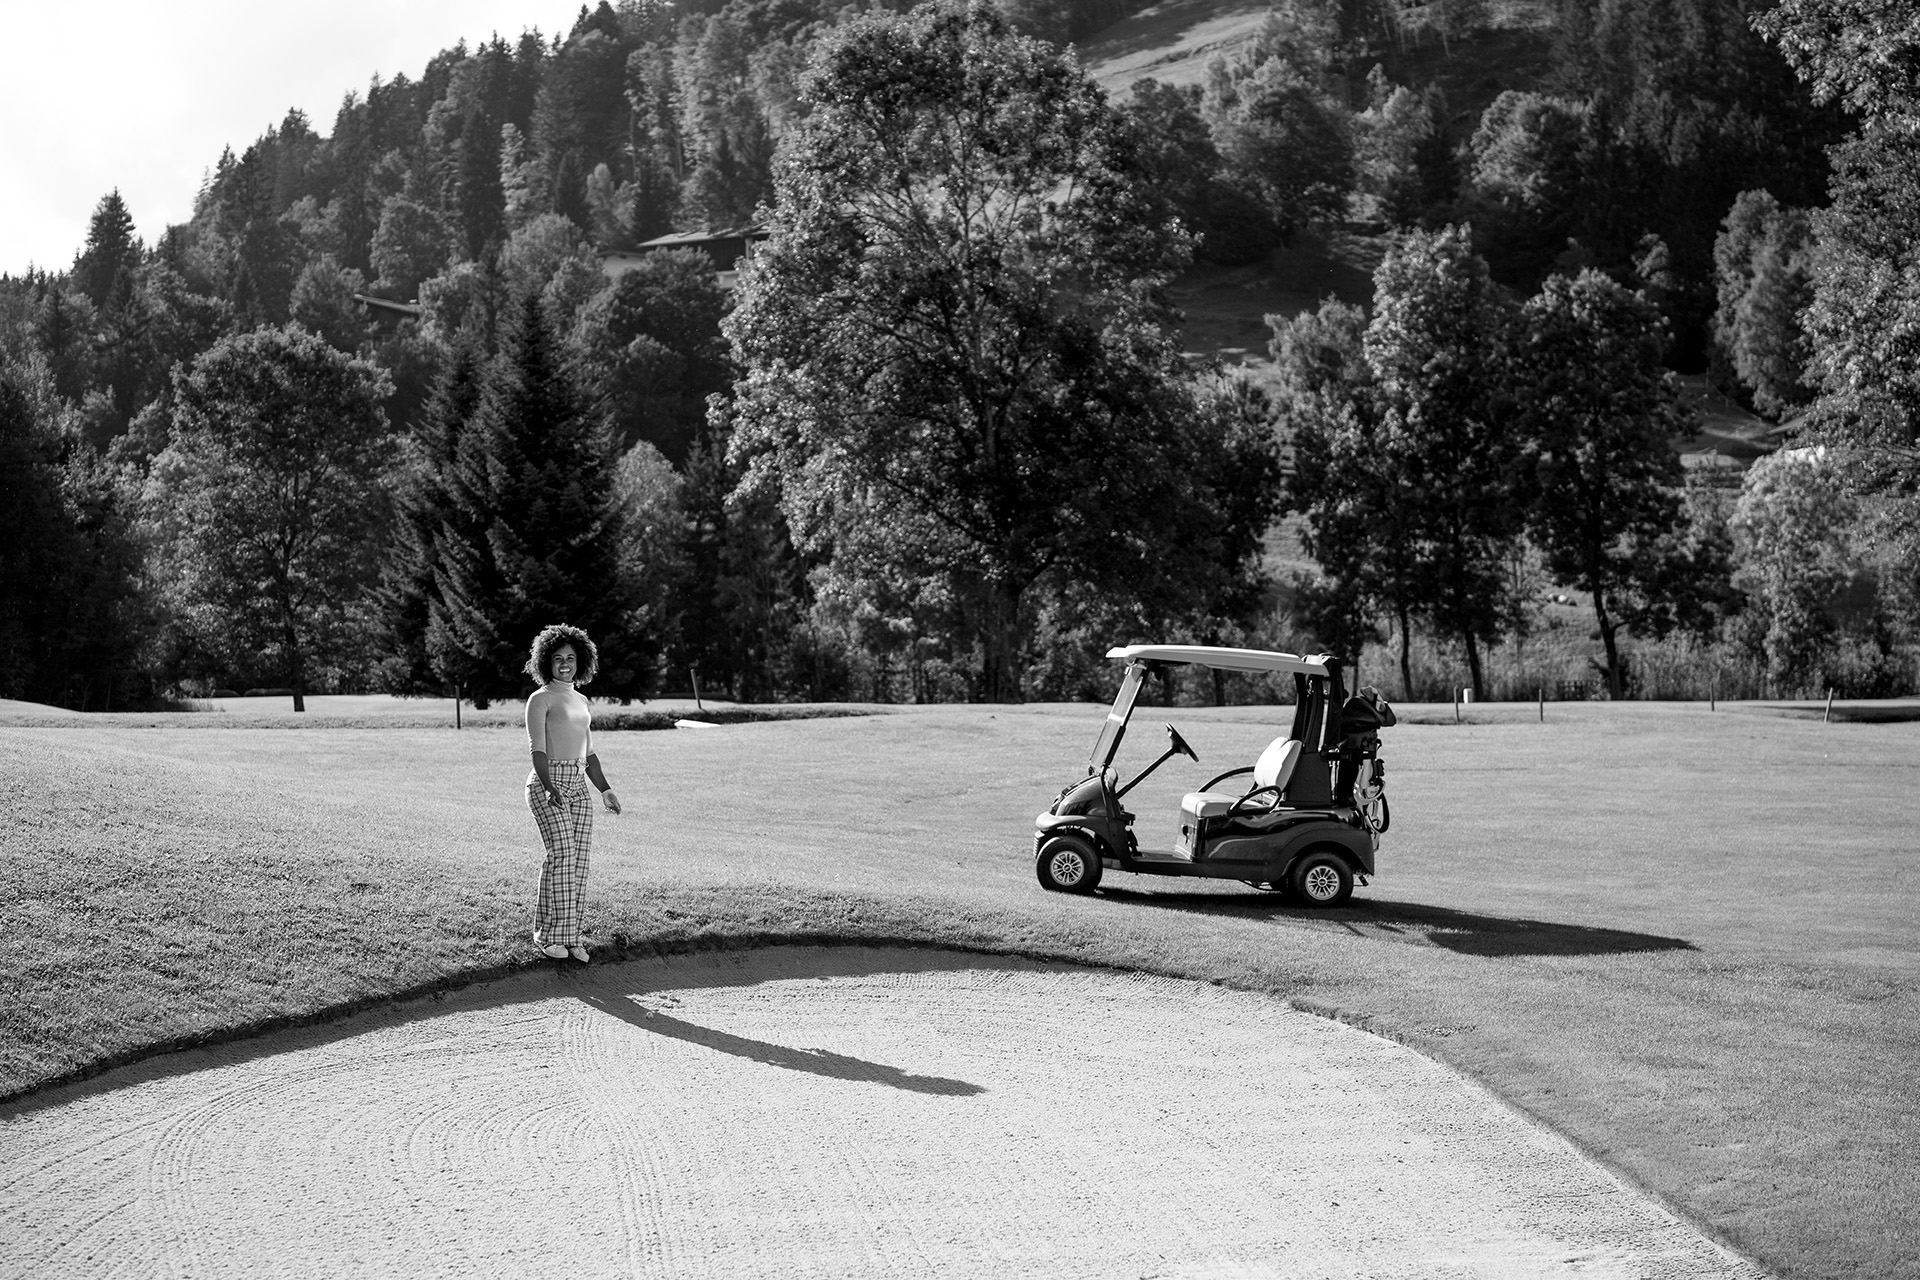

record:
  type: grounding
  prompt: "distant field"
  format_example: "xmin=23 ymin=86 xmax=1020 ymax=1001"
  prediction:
xmin=1077 ymin=0 xmax=1272 ymax=93
xmin=1076 ymin=0 xmax=1558 ymax=107
xmin=2 ymin=702 xmax=1915 ymax=1279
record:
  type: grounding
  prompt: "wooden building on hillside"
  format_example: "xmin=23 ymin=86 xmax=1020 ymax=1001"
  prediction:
xmin=351 ymin=293 xmax=423 ymax=328
xmin=600 ymin=225 xmax=769 ymax=288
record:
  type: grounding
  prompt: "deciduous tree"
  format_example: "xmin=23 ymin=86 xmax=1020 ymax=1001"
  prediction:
xmin=1729 ymin=446 xmax=1857 ymax=690
xmin=290 ymin=255 xmax=370 ymax=352
xmin=1272 ymin=297 xmax=1424 ymax=693
xmin=151 ymin=325 xmax=393 ymax=711
xmin=726 ymin=0 xmax=1249 ymax=700
xmin=1204 ymin=56 xmax=1355 ymax=243
xmin=1712 ymin=190 xmax=1815 ymax=419
xmin=1363 ymin=225 xmax=1523 ymax=699
xmin=1756 ymin=0 xmax=1920 ymax=594
xmin=370 ymin=196 xmax=453 ymax=300
xmin=1122 ymin=79 xmax=1277 ymax=265
xmin=1512 ymin=270 xmax=1697 ymax=697
xmin=570 ymin=248 xmax=730 ymax=464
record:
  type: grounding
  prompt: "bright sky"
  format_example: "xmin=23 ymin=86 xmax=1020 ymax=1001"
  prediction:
xmin=1 ymin=1 xmax=596 ymax=278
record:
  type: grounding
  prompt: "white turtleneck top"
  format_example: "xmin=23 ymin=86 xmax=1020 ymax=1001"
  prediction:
xmin=525 ymin=683 xmax=592 ymax=761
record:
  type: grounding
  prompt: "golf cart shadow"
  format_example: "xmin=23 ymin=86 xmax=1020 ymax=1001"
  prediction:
xmin=1096 ymin=889 xmax=1695 ymax=958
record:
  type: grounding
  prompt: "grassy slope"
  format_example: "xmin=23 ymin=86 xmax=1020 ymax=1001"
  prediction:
xmin=2 ymin=705 xmax=1915 ymax=1279
xmin=1075 ymin=0 xmax=1558 ymax=115
xmin=1076 ymin=0 xmax=1565 ymax=361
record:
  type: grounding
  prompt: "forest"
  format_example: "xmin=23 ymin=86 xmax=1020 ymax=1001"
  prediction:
xmin=1 ymin=0 xmax=1914 ymax=709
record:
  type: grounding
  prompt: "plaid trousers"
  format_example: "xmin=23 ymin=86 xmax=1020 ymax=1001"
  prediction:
xmin=527 ymin=759 xmax=593 ymax=946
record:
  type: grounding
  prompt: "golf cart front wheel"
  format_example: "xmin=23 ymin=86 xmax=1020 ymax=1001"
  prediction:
xmin=1288 ymin=851 xmax=1353 ymax=908
xmin=1036 ymin=834 xmax=1103 ymax=894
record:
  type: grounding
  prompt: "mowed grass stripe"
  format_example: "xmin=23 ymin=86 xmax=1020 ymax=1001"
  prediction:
xmin=2 ymin=704 xmax=1915 ymax=1280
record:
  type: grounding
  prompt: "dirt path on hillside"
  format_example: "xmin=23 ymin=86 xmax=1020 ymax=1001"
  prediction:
xmin=0 ymin=947 xmax=1761 ymax=1278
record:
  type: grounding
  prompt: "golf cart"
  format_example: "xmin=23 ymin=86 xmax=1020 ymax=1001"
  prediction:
xmin=1033 ymin=645 xmax=1394 ymax=907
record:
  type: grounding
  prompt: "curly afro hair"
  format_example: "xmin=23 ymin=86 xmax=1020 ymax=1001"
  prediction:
xmin=524 ymin=624 xmax=599 ymax=687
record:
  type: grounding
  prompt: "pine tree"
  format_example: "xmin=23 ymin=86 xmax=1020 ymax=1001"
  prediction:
xmin=0 ymin=358 xmax=153 ymax=709
xmin=326 ymin=91 xmax=379 ymax=276
xmin=212 ymin=141 xmax=302 ymax=326
xmin=73 ymin=190 xmax=142 ymax=311
xmin=429 ymin=290 xmax=647 ymax=701
xmin=551 ymin=150 xmax=591 ymax=230
xmin=455 ymin=112 xmax=507 ymax=257
xmin=30 ymin=282 xmax=94 ymax=403
xmin=379 ymin=331 xmax=484 ymax=694
xmin=663 ymin=421 xmax=738 ymax=694
xmin=0 ymin=360 xmax=85 ymax=701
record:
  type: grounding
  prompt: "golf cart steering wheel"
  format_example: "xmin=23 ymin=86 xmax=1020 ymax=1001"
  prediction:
xmin=1165 ymin=723 xmax=1198 ymax=763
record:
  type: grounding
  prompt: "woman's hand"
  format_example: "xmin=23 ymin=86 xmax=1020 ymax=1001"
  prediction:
xmin=600 ymin=789 xmax=622 ymax=814
xmin=546 ymin=786 xmax=564 ymax=808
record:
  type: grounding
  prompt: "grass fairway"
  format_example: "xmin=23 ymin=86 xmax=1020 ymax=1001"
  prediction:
xmin=2 ymin=703 xmax=1915 ymax=1279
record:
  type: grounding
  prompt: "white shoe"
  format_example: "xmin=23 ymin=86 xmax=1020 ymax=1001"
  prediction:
xmin=567 ymin=945 xmax=590 ymax=964
xmin=541 ymin=943 xmax=569 ymax=960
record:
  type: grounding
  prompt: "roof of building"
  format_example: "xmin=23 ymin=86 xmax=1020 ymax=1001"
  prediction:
xmin=351 ymin=293 xmax=422 ymax=318
xmin=599 ymin=225 xmax=770 ymax=257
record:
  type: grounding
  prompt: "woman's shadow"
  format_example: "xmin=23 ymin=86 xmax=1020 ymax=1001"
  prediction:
xmin=575 ymin=991 xmax=986 ymax=1097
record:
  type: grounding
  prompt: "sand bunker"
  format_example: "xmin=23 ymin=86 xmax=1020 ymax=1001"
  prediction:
xmin=0 ymin=947 xmax=1758 ymax=1278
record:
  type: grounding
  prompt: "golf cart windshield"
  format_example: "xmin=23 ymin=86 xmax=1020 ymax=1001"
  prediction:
xmin=1088 ymin=645 xmax=1336 ymax=774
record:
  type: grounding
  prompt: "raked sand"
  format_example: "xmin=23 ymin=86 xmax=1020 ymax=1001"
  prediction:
xmin=0 ymin=947 xmax=1762 ymax=1279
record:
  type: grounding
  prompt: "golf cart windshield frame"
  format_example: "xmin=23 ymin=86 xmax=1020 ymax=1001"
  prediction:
xmin=1087 ymin=645 xmax=1343 ymax=774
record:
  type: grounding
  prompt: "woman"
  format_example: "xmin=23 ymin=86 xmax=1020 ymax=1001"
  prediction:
xmin=524 ymin=624 xmax=622 ymax=962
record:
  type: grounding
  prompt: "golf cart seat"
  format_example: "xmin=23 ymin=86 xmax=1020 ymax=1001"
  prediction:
xmin=1181 ymin=737 xmax=1301 ymax=823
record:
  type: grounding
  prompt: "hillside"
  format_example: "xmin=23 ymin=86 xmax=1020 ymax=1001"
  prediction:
xmin=1076 ymin=0 xmax=1775 ymax=454
xmin=1077 ymin=0 xmax=1559 ymax=357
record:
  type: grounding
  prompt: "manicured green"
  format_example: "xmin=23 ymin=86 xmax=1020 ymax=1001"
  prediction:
xmin=2 ymin=702 xmax=1914 ymax=1280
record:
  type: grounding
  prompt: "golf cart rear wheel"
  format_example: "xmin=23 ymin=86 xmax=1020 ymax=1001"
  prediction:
xmin=1036 ymin=834 xmax=1103 ymax=894
xmin=1288 ymin=850 xmax=1353 ymax=908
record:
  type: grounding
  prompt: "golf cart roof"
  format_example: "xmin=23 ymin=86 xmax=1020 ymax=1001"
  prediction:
xmin=1106 ymin=645 xmax=1332 ymax=677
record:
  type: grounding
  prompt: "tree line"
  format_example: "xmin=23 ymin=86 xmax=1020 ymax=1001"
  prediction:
xmin=1 ymin=0 xmax=1913 ymax=708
